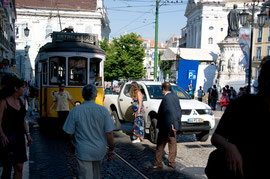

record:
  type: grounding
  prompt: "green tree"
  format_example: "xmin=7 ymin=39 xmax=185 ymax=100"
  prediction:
xmin=160 ymin=60 xmax=173 ymax=79
xmin=99 ymin=33 xmax=145 ymax=81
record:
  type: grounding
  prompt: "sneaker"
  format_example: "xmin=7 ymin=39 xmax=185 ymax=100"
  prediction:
xmin=148 ymin=165 xmax=163 ymax=169
xmin=132 ymin=139 xmax=141 ymax=143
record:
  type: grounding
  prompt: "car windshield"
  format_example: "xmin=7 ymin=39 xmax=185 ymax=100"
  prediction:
xmin=146 ymin=85 xmax=190 ymax=99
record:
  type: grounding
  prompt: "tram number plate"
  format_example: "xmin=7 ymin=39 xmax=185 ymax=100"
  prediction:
xmin=187 ymin=118 xmax=204 ymax=123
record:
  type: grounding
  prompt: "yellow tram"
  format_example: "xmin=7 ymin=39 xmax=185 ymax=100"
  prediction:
xmin=35 ymin=29 xmax=105 ymax=119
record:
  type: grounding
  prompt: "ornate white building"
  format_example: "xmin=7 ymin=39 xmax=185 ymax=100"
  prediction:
xmin=185 ymin=0 xmax=252 ymax=53
xmin=184 ymin=0 xmax=258 ymax=90
xmin=15 ymin=0 xmax=110 ymax=80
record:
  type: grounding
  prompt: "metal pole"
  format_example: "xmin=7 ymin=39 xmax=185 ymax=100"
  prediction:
xmin=248 ymin=3 xmax=255 ymax=93
xmin=154 ymin=0 xmax=159 ymax=81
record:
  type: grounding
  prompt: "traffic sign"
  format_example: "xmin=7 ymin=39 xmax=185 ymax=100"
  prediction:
xmin=188 ymin=70 xmax=197 ymax=80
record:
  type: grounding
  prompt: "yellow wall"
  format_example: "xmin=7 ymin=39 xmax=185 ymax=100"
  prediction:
xmin=253 ymin=23 xmax=270 ymax=63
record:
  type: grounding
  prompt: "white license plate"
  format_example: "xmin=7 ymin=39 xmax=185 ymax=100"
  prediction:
xmin=187 ymin=118 xmax=204 ymax=123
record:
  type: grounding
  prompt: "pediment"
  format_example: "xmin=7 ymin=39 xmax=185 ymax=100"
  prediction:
xmin=185 ymin=0 xmax=197 ymax=17
xmin=185 ymin=0 xmax=200 ymax=16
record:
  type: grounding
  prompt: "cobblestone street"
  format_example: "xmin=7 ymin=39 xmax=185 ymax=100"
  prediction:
xmin=25 ymin=117 xmax=189 ymax=179
xmin=1 ymin=110 xmax=223 ymax=179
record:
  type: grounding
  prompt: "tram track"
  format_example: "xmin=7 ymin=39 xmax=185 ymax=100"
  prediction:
xmin=113 ymin=150 xmax=149 ymax=179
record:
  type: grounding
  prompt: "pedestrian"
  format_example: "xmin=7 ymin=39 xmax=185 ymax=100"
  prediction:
xmin=197 ymin=86 xmax=204 ymax=102
xmin=63 ymin=84 xmax=115 ymax=179
xmin=229 ymin=86 xmax=237 ymax=101
xmin=224 ymin=85 xmax=230 ymax=96
xmin=207 ymin=86 xmax=212 ymax=106
xmin=186 ymin=83 xmax=194 ymax=99
xmin=0 ymin=75 xmax=32 ymax=179
xmin=49 ymin=83 xmax=75 ymax=131
xmin=130 ymin=82 xmax=145 ymax=143
xmin=237 ymin=87 xmax=246 ymax=98
xmin=210 ymin=85 xmax=218 ymax=110
xmin=205 ymin=56 xmax=270 ymax=179
xmin=151 ymin=82 xmax=182 ymax=169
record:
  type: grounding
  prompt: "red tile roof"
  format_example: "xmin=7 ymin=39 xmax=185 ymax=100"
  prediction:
xmin=138 ymin=37 xmax=164 ymax=48
xmin=15 ymin=0 xmax=97 ymax=11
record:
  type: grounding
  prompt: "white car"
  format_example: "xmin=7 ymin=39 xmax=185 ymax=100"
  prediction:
xmin=104 ymin=81 xmax=215 ymax=143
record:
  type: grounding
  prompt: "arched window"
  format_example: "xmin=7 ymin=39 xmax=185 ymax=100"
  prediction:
xmin=46 ymin=25 xmax=52 ymax=37
xmin=85 ymin=26 xmax=92 ymax=33
xmin=208 ymin=37 xmax=213 ymax=44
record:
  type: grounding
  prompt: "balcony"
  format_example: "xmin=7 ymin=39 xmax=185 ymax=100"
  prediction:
xmin=253 ymin=56 xmax=262 ymax=62
xmin=0 ymin=31 xmax=9 ymax=50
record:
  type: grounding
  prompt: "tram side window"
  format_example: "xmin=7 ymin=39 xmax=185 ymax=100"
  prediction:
xmin=68 ymin=57 xmax=87 ymax=86
xmin=42 ymin=62 xmax=47 ymax=85
xmin=90 ymin=58 xmax=102 ymax=86
xmin=49 ymin=57 xmax=66 ymax=85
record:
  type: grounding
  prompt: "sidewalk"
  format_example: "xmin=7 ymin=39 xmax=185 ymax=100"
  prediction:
xmin=213 ymin=110 xmax=224 ymax=120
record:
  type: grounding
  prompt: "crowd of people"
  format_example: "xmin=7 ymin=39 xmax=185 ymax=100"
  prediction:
xmin=195 ymin=83 xmax=249 ymax=111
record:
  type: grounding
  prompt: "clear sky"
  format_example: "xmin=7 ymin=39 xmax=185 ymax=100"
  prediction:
xmin=104 ymin=0 xmax=188 ymax=43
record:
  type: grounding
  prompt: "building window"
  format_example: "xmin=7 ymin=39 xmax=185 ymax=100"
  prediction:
xmin=85 ymin=26 xmax=92 ymax=33
xmin=221 ymin=28 xmax=223 ymax=31
xmin=46 ymin=25 xmax=52 ymax=38
xmin=268 ymin=26 xmax=270 ymax=41
xmin=208 ymin=37 xmax=213 ymax=44
xmin=256 ymin=47 xmax=262 ymax=60
xmin=267 ymin=46 xmax=270 ymax=56
xmin=257 ymin=27 xmax=263 ymax=43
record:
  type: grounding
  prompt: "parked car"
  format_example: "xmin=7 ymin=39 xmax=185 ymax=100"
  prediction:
xmin=104 ymin=81 xmax=215 ymax=143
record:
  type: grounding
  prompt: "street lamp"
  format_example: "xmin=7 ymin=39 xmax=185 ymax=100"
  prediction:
xmin=24 ymin=26 xmax=30 ymax=37
xmin=239 ymin=1 xmax=267 ymax=93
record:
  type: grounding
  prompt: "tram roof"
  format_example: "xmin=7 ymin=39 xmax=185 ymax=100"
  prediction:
xmin=39 ymin=41 xmax=105 ymax=54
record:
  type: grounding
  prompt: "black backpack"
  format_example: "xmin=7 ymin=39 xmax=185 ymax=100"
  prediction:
xmin=211 ymin=89 xmax=218 ymax=98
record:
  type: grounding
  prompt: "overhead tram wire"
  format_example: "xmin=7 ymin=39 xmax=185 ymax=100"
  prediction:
xmin=107 ymin=0 xmax=187 ymax=37
xmin=110 ymin=6 xmax=156 ymax=37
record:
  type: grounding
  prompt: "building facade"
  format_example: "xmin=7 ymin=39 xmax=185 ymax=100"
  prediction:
xmin=140 ymin=38 xmax=165 ymax=80
xmin=185 ymin=0 xmax=254 ymax=54
xmin=0 ymin=0 xmax=16 ymax=72
xmin=253 ymin=20 xmax=270 ymax=81
xmin=15 ymin=0 xmax=110 ymax=80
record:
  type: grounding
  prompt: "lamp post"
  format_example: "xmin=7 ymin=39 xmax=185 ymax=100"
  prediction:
xmin=239 ymin=1 xmax=267 ymax=93
xmin=24 ymin=26 xmax=30 ymax=37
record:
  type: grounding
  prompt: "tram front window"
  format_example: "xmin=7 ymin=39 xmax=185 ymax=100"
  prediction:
xmin=90 ymin=58 xmax=102 ymax=86
xmin=68 ymin=57 xmax=87 ymax=86
xmin=49 ymin=56 xmax=66 ymax=84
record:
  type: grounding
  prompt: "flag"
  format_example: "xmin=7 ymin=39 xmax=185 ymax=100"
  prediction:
xmin=239 ymin=27 xmax=251 ymax=83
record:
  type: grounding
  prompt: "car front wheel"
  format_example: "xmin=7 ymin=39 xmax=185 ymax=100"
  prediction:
xmin=196 ymin=131 xmax=209 ymax=142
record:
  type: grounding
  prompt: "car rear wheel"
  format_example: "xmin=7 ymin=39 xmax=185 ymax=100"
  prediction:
xmin=196 ymin=131 xmax=209 ymax=142
xmin=111 ymin=111 xmax=121 ymax=130
xmin=150 ymin=118 xmax=159 ymax=144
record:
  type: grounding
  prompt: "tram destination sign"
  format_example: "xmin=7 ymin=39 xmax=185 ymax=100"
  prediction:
xmin=52 ymin=32 xmax=98 ymax=46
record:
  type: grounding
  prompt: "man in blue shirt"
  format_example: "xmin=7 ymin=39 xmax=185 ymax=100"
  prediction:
xmin=63 ymin=84 xmax=115 ymax=179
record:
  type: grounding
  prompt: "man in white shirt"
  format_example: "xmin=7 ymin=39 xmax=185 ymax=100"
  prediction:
xmin=63 ymin=84 xmax=115 ymax=179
